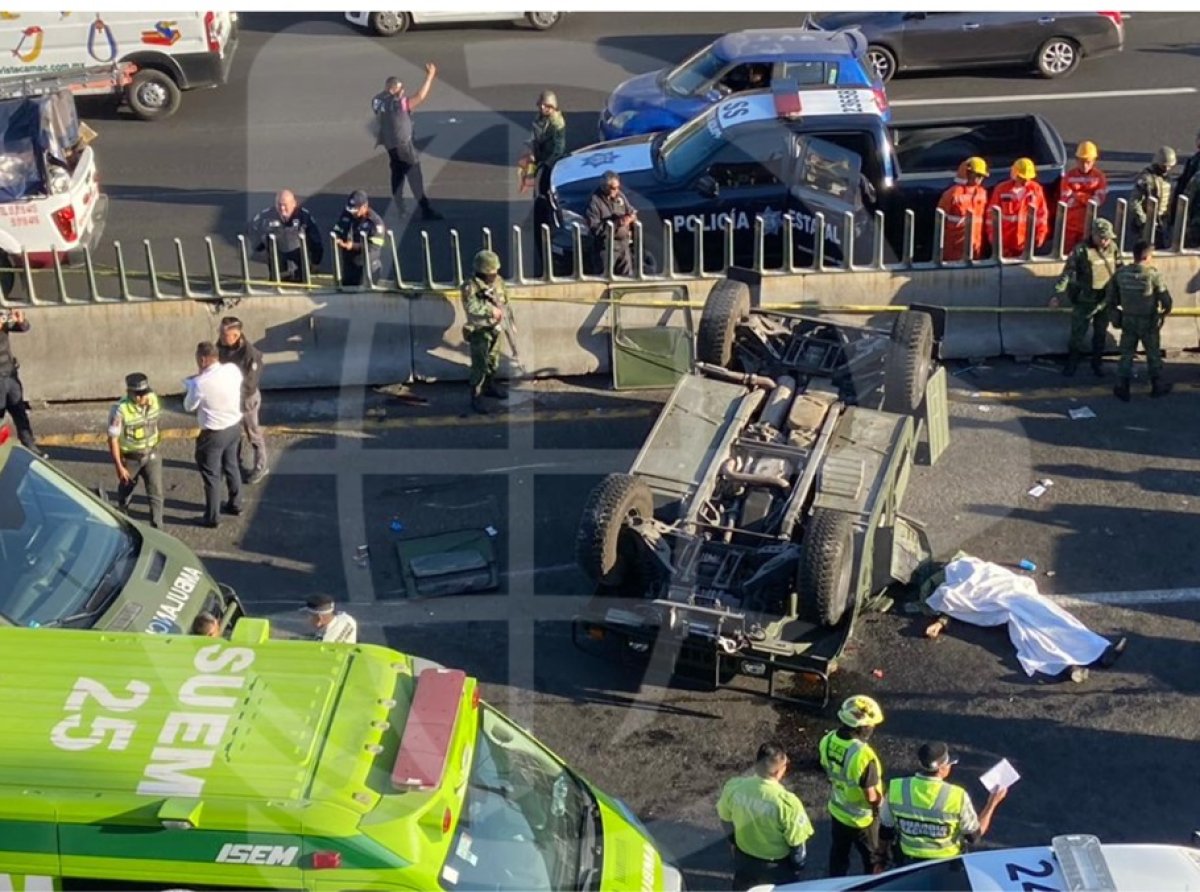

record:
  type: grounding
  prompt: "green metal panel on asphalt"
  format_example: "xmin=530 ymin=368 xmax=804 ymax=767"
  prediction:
xmin=924 ymin=366 xmax=950 ymax=464
xmin=609 ymin=284 xmax=695 ymax=390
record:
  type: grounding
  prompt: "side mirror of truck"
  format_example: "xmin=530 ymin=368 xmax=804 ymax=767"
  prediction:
xmin=696 ymin=175 xmax=720 ymax=199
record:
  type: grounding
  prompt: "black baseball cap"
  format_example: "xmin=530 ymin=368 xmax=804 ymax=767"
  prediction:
xmin=346 ymin=190 xmax=369 ymax=211
xmin=125 ymin=372 xmax=151 ymax=393
xmin=918 ymin=742 xmax=958 ymax=772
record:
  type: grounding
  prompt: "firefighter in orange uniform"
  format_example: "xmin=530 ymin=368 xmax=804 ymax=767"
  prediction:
xmin=1060 ymin=141 xmax=1108 ymax=252
xmin=986 ymin=158 xmax=1049 ymax=260
xmin=937 ymin=156 xmax=990 ymax=261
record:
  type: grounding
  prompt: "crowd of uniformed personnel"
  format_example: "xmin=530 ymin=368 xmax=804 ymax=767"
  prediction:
xmin=717 ymin=695 xmax=1007 ymax=889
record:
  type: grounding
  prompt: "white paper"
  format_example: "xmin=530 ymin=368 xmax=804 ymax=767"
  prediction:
xmin=1068 ymin=407 xmax=1097 ymax=420
xmin=981 ymin=758 xmax=1021 ymax=792
xmin=1027 ymin=485 xmax=1047 ymax=498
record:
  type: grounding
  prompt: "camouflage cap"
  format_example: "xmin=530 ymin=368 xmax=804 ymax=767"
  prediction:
xmin=1092 ymin=218 xmax=1115 ymax=239
xmin=474 ymin=250 xmax=501 ymax=274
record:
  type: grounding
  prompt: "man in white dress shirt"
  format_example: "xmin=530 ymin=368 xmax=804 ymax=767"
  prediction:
xmin=183 ymin=341 xmax=244 ymax=529
xmin=301 ymin=594 xmax=358 ymax=644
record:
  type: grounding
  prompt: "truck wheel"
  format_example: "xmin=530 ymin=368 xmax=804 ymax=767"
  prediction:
xmin=369 ymin=12 xmax=411 ymax=35
xmin=866 ymin=45 xmax=897 ymax=83
xmin=127 ymin=69 xmax=182 ymax=121
xmin=576 ymin=473 xmax=654 ymax=587
xmin=525 ymin=12 xmax=562 ymax=30
xmin=882 ymin=310 xmax=934 ymax=415
xmin=1036 ymin=37 xmax=1080 ymax=78
xmin=696 ymin=277 xmax=751 ymax=368
xmin=798 ymin=509 xmax=855 ymax=627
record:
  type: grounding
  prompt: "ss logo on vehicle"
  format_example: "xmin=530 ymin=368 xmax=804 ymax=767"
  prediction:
xmin=721 ymin=100 xmax=751 ymax=120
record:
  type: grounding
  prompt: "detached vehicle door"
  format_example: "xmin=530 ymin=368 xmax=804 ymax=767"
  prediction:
xmin=783 ymin=133 xmax=870 ymax=265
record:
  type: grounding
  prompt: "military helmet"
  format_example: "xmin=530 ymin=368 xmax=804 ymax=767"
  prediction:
xmin=1076 ymin=140 xmax=1099 ymax=161
xmin=838 ymin=694 xmax=884 ymax=728
xmin=473 ymin=250 xmax=501 ymax=274
xmin=964 ymin=156 xmax=988 ymax=177
xmin=124 ymin=372 xmax=151 ymax=394
xmin=537 ymin=90 xmax=559 ymax=109
xmin=1092 ymin=217 xmax=1115 ymax=239
xmin=1011 ymin=157 xmax=1037 ymax=180
xmin=1154 ymin=145 xmax=1177 ymax=168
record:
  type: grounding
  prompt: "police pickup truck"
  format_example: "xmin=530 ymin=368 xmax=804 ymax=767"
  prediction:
xmin=549 ymin=83 xmax=1065 ymax=272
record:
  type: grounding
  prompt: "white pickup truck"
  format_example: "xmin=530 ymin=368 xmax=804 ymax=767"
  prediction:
xmin=0 ymin=69 xmax=114 ymax=295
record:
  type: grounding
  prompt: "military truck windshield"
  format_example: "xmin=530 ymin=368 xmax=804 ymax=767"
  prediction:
xmin=441 ymin=706 xmax=593 ymax=891
xmin=658 ymin=108 xmax=724 ymax=180
xmin=0 ymin=448 xmax=137 ymax=627
xmin=664 ymin=44 xmax=725 ymax=96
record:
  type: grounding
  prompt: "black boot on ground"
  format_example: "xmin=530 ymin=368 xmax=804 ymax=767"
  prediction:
xmin=1150 ymin=377 xmax=1172 ymax=398
xmin=1113 ymin=378 xmax=1131 ymax=402
xmin=483 ymin=382 xmax=507 ymax=400
xmin=1063 ymin=353 xmax=1079 ymax=377
xmin=470 ymin=393 xmax=490 ymax=414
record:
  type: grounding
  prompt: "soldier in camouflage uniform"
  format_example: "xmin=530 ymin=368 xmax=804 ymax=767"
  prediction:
xmin=1052 ymin=217 xmax=1120 ymax=377
xmin=521 ymin=90 xmax=567 ymax=277
xmin=1108 ymin=240 xmax=1173 ymax=401
xmin=1129 ymin=146 xmax=1177 ymax=249
xmin=462 ymin=250 xmax=509 ymax=414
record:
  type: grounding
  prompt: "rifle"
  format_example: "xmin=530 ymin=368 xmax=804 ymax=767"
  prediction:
xmin=483 ymin=286 xmax=520 ymax=361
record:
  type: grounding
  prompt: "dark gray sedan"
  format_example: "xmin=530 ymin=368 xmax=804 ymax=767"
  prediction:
xmin=808 ymin=11 xmax=1124 ymax=82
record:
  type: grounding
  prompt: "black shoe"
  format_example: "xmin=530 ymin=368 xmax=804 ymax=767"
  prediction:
xmin=1091 ymin=358 xmax=1105 ymax=377
xmin=221 ymin=502 xmax=243 ymax=516
xmin=420 ymin=204 xmax=444 ymax=222
xmin=1113 ymin=379 xmax=1131 ymax=402
xmin=1098 ymin=636 xmax=1128 ymax=669
xmin=200 ymin=518 xmax=220 ymax=529
xmin=483 ymin=382 xmax=507 ymax=400
xmin=471 ymin=395 xmax=490 ymax=415
xmin=1150 ymin=378 xmax=1172 ymax=398
xmin=246 ymin=467 xmax=269 ymax=485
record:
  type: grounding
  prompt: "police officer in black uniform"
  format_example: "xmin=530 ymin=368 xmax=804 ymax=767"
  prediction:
xmin=0 ymin=308 xmax=44 ymax=456
xmin=331 ymin=191 xmax=387 ymax=287
xmin=246 ymin=189 xmax=324 ymax=283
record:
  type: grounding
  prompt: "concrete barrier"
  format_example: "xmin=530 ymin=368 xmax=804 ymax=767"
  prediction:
xmin=1152 ymin=254 xmax=1200 ymax=353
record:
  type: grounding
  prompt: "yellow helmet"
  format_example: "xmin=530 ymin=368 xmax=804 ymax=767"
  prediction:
xmin=965 ymin=156 xmax=988 ymax=177
xmin=838 ymin=695 xmax=884 ymax=728
xmin=1011 ymin=157 xmax=1037 ymax=180
xmin=1076 ymin=140 xmax=1099 ymax=161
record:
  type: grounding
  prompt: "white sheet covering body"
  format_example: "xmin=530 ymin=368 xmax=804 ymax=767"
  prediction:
xmin=927 ymin=556 xmax=1109 ymax=676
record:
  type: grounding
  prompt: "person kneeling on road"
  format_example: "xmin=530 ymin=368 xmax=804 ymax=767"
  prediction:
xmin=461 ymin=250 xmax=509 ymax=415
xmin=880 ymin=742 xmax=1005 ymax=867
xmin=106 ymin=372 xmax=164 ymax=530
xmin=301 ymin=594 xmax=358 ymax=644
xmin=717 ymin=742 xmax=813 ymax=890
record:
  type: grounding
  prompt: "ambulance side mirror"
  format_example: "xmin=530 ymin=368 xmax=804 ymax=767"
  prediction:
xmin=696 ymin=175 xmax=720 ymax=200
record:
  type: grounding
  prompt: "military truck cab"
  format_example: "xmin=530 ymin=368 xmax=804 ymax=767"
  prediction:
xmin=0 ymin=621 xmax=683 ymax=891
xmin=0 ymin=431 xmax=241 ymax=633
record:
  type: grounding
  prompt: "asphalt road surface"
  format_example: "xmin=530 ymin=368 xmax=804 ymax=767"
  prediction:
xmin=33 ymin=359 xmax=1200 ymax=889
xmin=79 ymin=10 xmax=1200 ymax=285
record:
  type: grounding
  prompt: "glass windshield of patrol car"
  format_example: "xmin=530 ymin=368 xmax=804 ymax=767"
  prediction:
xmin=0 ymin=447 xmax=137 ymax=627
xmin=441 ymin=706 xmax=593 ymax=890
xmin=664 ymin=45 xmax=726 ymax=96
xmin=657 ymin=107 xmax=727 ymax=180
xmin=791 ymin=135 xmax=863 ymax=205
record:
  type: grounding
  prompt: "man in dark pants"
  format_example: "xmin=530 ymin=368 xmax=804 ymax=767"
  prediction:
xmin=586 ymin=170 xmax=637 ymax=276
xmin=106 ymin=373 xmax=164 ymax=529
xmin=183 ymin=341 xmax=243 ymax=529
xmin=332 ymin=190 xmax=387 ymax=287
xmin=372 ymin=67 xmax=443 ymax=221
xmin=819 ymin=695 xmax=887 ymax=877
xmin=0 ymin=308 xmax=45 ymax=456
xmin=245 ymin=189 xmax=324 ymax=283
xmin=520 ymin=89 xmax=567 ymax=277
xmin=218 ymin=316 xmax=268 ymax=484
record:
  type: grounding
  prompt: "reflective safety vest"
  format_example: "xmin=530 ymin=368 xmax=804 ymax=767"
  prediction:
xmin=819 ymin=731 xmax=882 ymax=829
xmin=886 ymin=776 xmax=965 ymax=860
xmin=116 ymin=394 xmax=161 ymax=454
xmin=1061 ymin=165 xmax=1109 ymax=250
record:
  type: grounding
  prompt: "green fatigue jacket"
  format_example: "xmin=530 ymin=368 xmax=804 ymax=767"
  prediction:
xmin=1185 ymin=175 xmax=1200 ymax=243
xmin=1108 ymin=261 xmax=1173 ymax=317
xmin=529 ymin=110 xmax=566 ymax=172
xmin=1131 ymin=165 xmax=1172 ymax=228
xmin=1055 ymin=240 xmax=1120 ymax=302
xmin=717 ymin=774 xmax=814 ymax=861
xmin=462 ymin=275 xmax=508 ymax=336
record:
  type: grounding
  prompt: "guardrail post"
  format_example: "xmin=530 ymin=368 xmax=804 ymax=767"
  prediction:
xmin=722 ymin=216 xmax=734 ymax=273
xmin=50 ymin=251 xmax=69 ymax=304
xmin=540 ymin=223 xmax=554 ymax=283
xmin=813 ymin=212 xmax=826 ymax=272
xmin=205 ymin=237 xmax=226 ymax=298
xmin=692 ymin=216 xmax=704 ymax=277
xmin=1050 ymin=200 xmax=1067 ymax=260
xmin=783 ymin=213 xmax=796 ymax=273
xmin=298 ymin=230 xmax=312 ymax=287
xmin=360 ymin=232 xmax=377 ymax=290
xmin=174 ymin=238 xmax=195 ymax=298
xmin=481 ymin=226 xmax=493 ymax=255
xmin=385 ymin=230 xmax=401 ymax=288
xmin=268 ymin=233 xmax=282 ymax=286
xmin=571 ymin=222 xmax=584 ymax=280
xmin=662 ymin=219 xmax=675 ymax=279
xmin=450 ymin=229 xmax=463 ymax=288
xmin=237 ymin=235 xmax=255 ymax=295
xmin=331 ymin=233 xmax=344 ymax=289
xmin=1083 ymin=198 xmax=1097 ymax=242
xmin=83 ymin=245 xmax=100 ymax=302
xmin=933 ymin=209 xmax=946 ymax=266
xmin=752 ymin=215 xmax=764 ymax=273
xmin=19 ymin=250 xmax=37 ymax=304
xmin=1145 ymin=196 xmax=1159 ymax=251
xmin=989 ymin=205 xmax=1005 ymax=262
xmin=420 ymin=229 xmax=435 ymax=289
xmin=634 ymin=219 xmax=646 ymax=280
xmin=510 ymin=225 xmax=527 ymax=285
xmin=144 ymin=240 xmax=164 ymax=300
xmin=841 ymin=211 xmax=854 ymax=270
xmin=114 ymin=241 xmax=132 ymax=300
xmin=1023 ymin=208 xmax=1037 ymax=262
xmin=871 ymin=209 xmax=885 ymax=269
xmin=604 ymin=221 xmax=615 ymax=280
xmin=1169 ymin=195 xmax=1186 ymax=252
xmin=1114 ymin=198 xmax=1128 ymax=255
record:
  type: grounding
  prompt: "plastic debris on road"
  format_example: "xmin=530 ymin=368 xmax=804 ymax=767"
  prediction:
xmin=1027 ymin=478 xmax=1054 ymax=498
xmin=389 ymin=517 xmax=405 ymax=533
xmin=1068 ymin=406 xmax=1097 ymax=420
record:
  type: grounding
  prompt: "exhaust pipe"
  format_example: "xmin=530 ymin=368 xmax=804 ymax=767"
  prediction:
xmin=695 ymin=362 xmax=774 ymax=391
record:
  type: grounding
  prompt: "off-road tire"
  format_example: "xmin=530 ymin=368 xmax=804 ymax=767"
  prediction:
xmin=576 ymin=473 xmax=654 ymax=586
xmin=696 ymin=277 xmax=751 ymax=368
xmin=798 ymin=509 xmax=856 ymax=627
xmin=882 ymin=310 xmax=934 ymax=415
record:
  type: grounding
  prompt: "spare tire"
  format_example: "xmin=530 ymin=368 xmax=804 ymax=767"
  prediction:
xmin=797 ymin=509 xmax=855 ymax=627
xmin=576 ymin=473 xmax=654 ymax=586
xmin=882 ymin=310 xmax=934 ymax=415
xmin=696 ymin=277 xmax=751 ymax=368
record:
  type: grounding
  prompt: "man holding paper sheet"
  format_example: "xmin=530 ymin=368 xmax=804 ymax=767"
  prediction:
xmin=880 ymin=742 xmax=1006 ymax=864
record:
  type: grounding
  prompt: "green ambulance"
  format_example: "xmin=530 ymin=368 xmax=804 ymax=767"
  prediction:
xmin=0 ymin=432 xmax=241 ymax=634
xmin=0 ymin=620 xmax=684 ymax=891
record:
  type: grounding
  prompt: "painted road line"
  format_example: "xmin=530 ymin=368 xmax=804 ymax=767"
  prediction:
xmin=891 ymin=87 xmax=1197 ymax=107
xmin=1052 ymin=588 xmax=1200 ymax=608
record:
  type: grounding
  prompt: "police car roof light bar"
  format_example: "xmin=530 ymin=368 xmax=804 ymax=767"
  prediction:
xmin=1051 ymin=835 xmax=1119 ymax=892
xmin=390 ymin=667 xmax=467 ymax=792
xmin=773 ymin=83 xmax=804 ymax=120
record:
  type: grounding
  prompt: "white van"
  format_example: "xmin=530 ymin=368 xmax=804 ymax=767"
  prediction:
xmin=0 ymin=12 xmax=238 ymax=121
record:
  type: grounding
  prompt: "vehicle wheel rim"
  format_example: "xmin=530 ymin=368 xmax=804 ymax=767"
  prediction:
xmin=530 ymin=12 xmax=558 ymax=27
xmin=868 ymin=51 xmax=891 ymax=81
xmin=139 ymin=82 xmax=167 ymax=108
xmin=1043 ymin=42 xmax=1075 ymax=73
xmin=378 ymin=12 xmax=401 ymax=31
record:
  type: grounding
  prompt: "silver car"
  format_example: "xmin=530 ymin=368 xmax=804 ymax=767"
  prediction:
xmin=344 ymin=10 xmax=563 ymax=36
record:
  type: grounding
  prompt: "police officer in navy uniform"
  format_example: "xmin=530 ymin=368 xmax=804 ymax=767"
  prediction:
xmin=0 ymin=308 xmax=44 ymax=456
xmin=332 ymin=190 xmax=387 ymax=287
xmin=246 ymin=189 xmax=324 ymax=283
xmin=106 ymin=372 xmax=164 ymax=529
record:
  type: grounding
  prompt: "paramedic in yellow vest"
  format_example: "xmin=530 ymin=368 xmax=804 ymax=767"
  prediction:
xmin=819 ymin=695 xmax=886 ymax=876
xmin=717 ymin=742 xmax=814 ymax=890
xmin=106 ymin=372 xmax=164 ymax=529
xmin=880 ymin=742 xmax=1006 ymax=865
